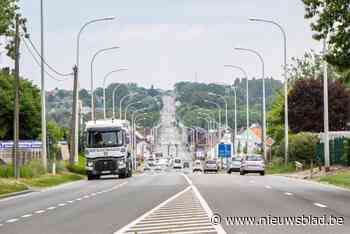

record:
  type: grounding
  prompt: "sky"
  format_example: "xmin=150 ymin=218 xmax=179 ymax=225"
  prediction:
xmin=0 ymin=0 xmax=322 ymax=91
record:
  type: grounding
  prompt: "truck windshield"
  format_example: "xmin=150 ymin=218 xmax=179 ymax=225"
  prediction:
xmin=88 ymin=130 xmax=123 ymax=148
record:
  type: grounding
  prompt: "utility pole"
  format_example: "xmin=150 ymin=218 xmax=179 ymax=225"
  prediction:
xmin=13 ymin=15 xmax=20 ymax=179
xmin=40 ymin=0 xmax=47 ymax=170
xmin=323 ymin=38 xmax=330 ymax=172
xmin=70 ymin=66 xmax=78 ymax=164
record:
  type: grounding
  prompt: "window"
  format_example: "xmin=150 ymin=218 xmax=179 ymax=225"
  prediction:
xmin=88 ymin=130 xmax=123 ymax=148
xmin=247 ymin=156 xmax=263 ymax=161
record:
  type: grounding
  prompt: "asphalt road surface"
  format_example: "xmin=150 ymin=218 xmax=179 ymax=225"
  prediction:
xmin=1 ymin=95 xmax=349 ymax=234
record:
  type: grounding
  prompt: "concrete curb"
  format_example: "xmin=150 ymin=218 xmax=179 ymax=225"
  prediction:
xmin=0 ymin=189 xmax=34 ymax=200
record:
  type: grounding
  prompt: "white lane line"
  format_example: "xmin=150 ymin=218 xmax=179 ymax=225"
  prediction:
xmin=249 ymin=180 xmax=255 ymax=183
xmin=47 ymin=206 xmax=56 ymax=210
xmin=6 ymin=218 xmax=19 ymax=223
xmin=35 ymin=210 xmax=45 ymax=214
xmin=184 ymin=174 xmax=227 ymax=234
xmin=91 ymin=193 xmax=97 ymax=196
xmin=284 ymin=192 xmax=294 ymax=196
xmin=58 ymin=203 xmax=66 ymax=207
xmin=114 ymin=186 xmax=192 ymax=234
xmin=76 ymin=198 xmax=82 ymax=201
xmin=0 ymin=223 xmax=3 ymax=227
xmin=21 ymin=214 xmax=33 ymax=218
xmin=314 ymin=202 xmax=327 ymax=208
xmin=265 ymin=185 xmax=272 ymax=189
xmin=83 ymin=195 xmax=90 ymax=199
xmin=67 ymin=200 xmax=74 ymax=203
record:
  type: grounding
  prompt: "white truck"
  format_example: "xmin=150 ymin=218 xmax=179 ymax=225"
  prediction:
xmin=84 ymin=119 xmax=133 ymax=180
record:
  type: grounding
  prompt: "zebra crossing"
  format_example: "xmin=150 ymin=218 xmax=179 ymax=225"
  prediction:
xmin=116 ymin=186 xmax=219 ymax=234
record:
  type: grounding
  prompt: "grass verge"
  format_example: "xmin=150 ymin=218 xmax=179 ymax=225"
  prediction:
xmin=318 ymin=171 xmax=350 ymax=189
xmin=20 ymin=173 xmax=84 ymax=188
xmin=0 ymin=179 xmax=28 ymax=197
xmin=266 ymin=162 xmax=296 ymax=174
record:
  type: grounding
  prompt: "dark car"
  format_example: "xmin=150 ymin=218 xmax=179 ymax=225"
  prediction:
xmin=183 ymin=161 xmax=190 ymax=168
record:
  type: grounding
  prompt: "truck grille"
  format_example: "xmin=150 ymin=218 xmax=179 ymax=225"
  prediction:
xmin=95 ymin=160 xmax=117 ymax=171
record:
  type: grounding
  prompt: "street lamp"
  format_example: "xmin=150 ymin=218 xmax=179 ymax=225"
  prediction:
xmin=124 ymin=101 xmax=143 ymax=120
xmin=112 ymin=84 xmax=125 ymax=119
xmin=208 ymin=93 xmax=228 ymax=129
xmin=102 ymin=68 xmax=128 ymax=119
xmin=204 ymin=99 xmax=222 ymax=136
xmin=119 ymin=93 xmax=138 ymax=119
xmin=71 ymin=16 xmax=115 ymax=164
xmin=235 ymin=47 xmax=266 ymax=159
xmin=231 ymin=86 xmax=238 ymax=154
xmin=249 ymin=18 xmax=288 ymax=164
xmin=90 ymin=46 xmax=120 ymax=121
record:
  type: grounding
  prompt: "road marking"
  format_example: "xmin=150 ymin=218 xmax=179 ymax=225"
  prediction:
xmin=47 ymin=206 xmax=56 ymax=210
xmin=35 ymin=210 xmax=45 ymax=214
xmin=83 ymin=195 xmax=90 ymax=199
xmin=0 ymin=223 xmax=3 ymax=227
xmin=76 ymin=198 xmax=82 ymax=201
xmin=249 ymin=180 xmax=255 ymax=183
xmin=58 ymin=203 xmax=66 ymax=207
xmin=21 ymin=214 xmax=33 ymax=218
xmin=284 ymin=192 xmax=293 ymax=196
xmin=265 ymin=185 xmax=272 ymax=189
xmin=6 ymin=218 xmax=19 ymax=223
xmin=314 ymin=202 xmax=327 ymax=208
xmin=67 ymin=200 xmax=74 ymax=203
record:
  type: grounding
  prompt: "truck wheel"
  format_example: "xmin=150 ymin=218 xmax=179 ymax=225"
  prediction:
xmin=240 ymin=171 xmax=245 ymax=176
xmin=119 ymin=171 xmax=127 ymax=179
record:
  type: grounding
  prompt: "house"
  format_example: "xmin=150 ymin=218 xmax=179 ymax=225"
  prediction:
xmin=235 ymin=124 xmax=262 ymax=154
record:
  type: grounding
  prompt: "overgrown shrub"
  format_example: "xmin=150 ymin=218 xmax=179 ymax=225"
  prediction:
xmin=274 ymin=132 xmax=319 ymax=165
xmin=20 ymin=160 xmax=46 ymax=178
xmin=0 ymin=164 xmax=14 ymax=178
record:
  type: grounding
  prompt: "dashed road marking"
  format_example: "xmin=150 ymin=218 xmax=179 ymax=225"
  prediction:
xmin=6 ymin=218 xmax=19 ymax=223
xmin=35 ymin=210 xmax=45 ymax=214
xmin=314 ymin=202 xmax=327 ymax=208
xmin=21 ymin=214 xmax=32 ymax=218
xmin=284 ymin=192 xmax=293 ymax=196
xmin=58 ymin=203 xmax=66 ymax=207
xmin=265 ymin=185 xmax=272 ymax=189
xmin=47 ymin=206 xmax=56 ymax=210
xmin=67 ymin=200 xmax=74 ymax=203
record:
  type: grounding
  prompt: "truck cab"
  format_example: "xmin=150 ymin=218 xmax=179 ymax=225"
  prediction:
xmin=84 ymin=119 xmax=132 ymax=180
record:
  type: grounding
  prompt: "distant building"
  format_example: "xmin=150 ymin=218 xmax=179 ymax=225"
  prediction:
xmin=235 ymin=124 xmax=263 ymax=154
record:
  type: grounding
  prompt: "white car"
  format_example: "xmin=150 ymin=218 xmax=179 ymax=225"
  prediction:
xmin=193 ymin=160 xmax=203 ymax=172
xmin=173 ymin=158 xmax=183 ymax=169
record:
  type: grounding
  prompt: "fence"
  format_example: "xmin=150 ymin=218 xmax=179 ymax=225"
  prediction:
xmin=0 ymin=141 xmax=42 ymax=165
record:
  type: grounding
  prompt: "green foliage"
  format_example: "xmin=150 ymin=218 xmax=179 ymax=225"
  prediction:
xmin=319 ymin=171 xmax=350 ymax=189
xmin=48 ymin=160 xmax=66 ymax=174
xmin=266 ymin=162 xmax=296 ymax=174
xmin=0 ymin=179 xmax=27 ymax=196
xmin=0 ymin=70 xmax=41 ymax=139
xmin=302 ymin=0 xmax=350 ymax=72
xmin=20 ymin=173 xmax=84 ymax=188
xmin=275 ymin=132 xmax=319 ymax=164
xmin=66 ymin=154 xmax=86 ymax=175
xmin=0 ymin=164 xmax=14 ymax=178
xmin=175 ymin=80 xmax=282 ymax=130
xmin=0 ymin=0 xmax=27 ymax=59
xmin=19 ymin=160 xmax=46 ymax=178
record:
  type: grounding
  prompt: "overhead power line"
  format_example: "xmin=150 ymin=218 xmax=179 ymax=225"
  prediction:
xmin=24 ymin=35 xmax=73 ymax=77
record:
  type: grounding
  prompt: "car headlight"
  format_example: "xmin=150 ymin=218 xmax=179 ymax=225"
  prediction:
xmin=87 ymin=161 xmax=93 ymax=167
xmin=118 ymin=160 xmax=126 ymax=168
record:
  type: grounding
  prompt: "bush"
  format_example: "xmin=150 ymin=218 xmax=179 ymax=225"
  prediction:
xmin=48 ymin=160 xmax=66 ymax=174
xmin=20 ymin=160 xmax=46 ymax=178
xmin=275 ymin=132 xmax=319 ymax=165
xmin=266 ymin=161 xmax=296 ymax=174
xmin=66 ymin=154 xmax=86 ymax=175
xmin=0 ymin=164 xmax=14 ymax=178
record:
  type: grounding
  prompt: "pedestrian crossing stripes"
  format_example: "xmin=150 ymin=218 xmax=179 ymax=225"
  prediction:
xmin=116 ymin=186 xmax=218 ymax=234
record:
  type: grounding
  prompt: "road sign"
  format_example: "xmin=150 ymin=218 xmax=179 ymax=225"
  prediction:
xmin=265 ymin=137 xmax=275 ymax=147
xmin=218 ymin=143 xmax=231 ymax=158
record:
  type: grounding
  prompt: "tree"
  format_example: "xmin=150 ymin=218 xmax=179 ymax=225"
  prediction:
xmin=287 ymin=78 xmax=350 ymax=133
xmin=302 ymin=0 xmax=350 ymax=72
xmin=0 ymin=0 xmax=26 ymax=58
xmin=0 ymin=70 xmax=41 ymax=139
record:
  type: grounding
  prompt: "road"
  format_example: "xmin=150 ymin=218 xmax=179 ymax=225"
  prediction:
xmin=1 ymin=95 xmax=350 ymax=234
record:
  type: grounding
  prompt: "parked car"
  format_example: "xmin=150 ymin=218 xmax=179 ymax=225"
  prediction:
xmin=192 ymin=160 xmax=203 ymax=172
xmin=240 ymin=155 xmax=265 ymax=176
xmin=183 ymin=161 xmax=190 ymax=168
xmin=204 ymin=160 xmax=218 ymax=173
xmin=173 ymin=158 xmax=183 ymax=169
xmin=227 ymin=157 xmax=242 ymax=173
